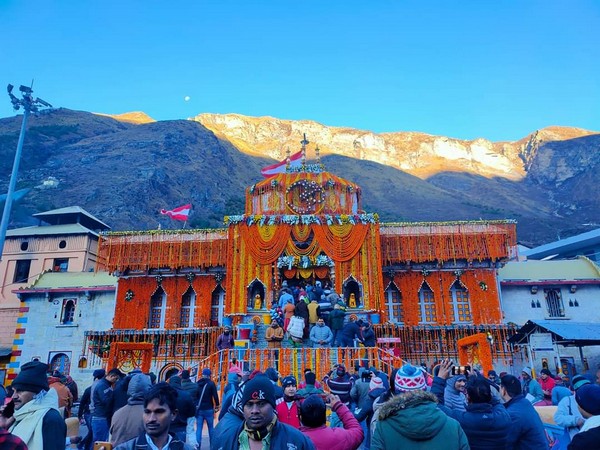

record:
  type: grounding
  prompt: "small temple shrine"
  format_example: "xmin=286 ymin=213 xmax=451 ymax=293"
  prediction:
xmin=88 ymin=136 xmax=517 ymax=379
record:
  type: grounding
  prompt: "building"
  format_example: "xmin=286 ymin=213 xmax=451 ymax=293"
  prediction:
xmin=499 ymin=257 xmax=600 ymax=375
xmin=0 ymin=206 xmax=110 ymax=385
xmin=522 ymin=228 xmax=600 ymax=263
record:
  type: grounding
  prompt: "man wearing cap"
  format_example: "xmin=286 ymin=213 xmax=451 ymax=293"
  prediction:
xmin=554 ymin=374 xmax=591 ymax=440
xmin=568 ymin=383 xmax=600 ymax=449
xmin=499 ymin=374 xmax=548 ymax=449
xmin=8 ymin=360 xmax=67 ymax=450
xmin=372 ymin=363 xmax=469 ymax=450
xmin=216 ymin=326 xmax=234 ymax=351
xmin=276 ymin=376 xmax=301 ymax=428
xmin=195 ymin=367 xmax=219 ymax=448
xmin=211 ymin=375 xmax=315 ymax=449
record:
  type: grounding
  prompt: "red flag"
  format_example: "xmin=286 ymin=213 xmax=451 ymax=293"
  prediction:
xmin=160 ymin=204 xmax=191 ymax=221
xmin=261 ymin=151 xmax=303 ymax=177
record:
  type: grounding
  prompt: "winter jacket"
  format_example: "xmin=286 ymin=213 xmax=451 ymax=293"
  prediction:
xmin=353 ymin=388 xmax=386 ymax=426
xmin=371 ymin=390 xmax=469 ymax=450
xmin=111 ymin=373 xmax=135 ymax=414
xmin=443 ymin=375 xmax=468 ymax=412
xmin=350 ymin=378 xmax=370 ymax=406
xmin=325 ymin=374 xmax=354 ymax=404
xmin=276 ymin=398 xmax=302 ymax=428
xmin=300 ymin=402 xmax=364 ymax=450
xmin=540 ymin=376 xmax=556 ymax=400
xmin=551 ymin=386 xmax=571 ymax=405
xmin=114 ymin=431 xmax=194 ymax=450
xmin=568 ymin=415 xmax=600 ymax=450
xmin=310 ymin=324 xmax=333 ymax=346
xmin=91 ymin=377 xmax=114 ymax=418
xmin=522 ymin=378 xmax=544 ymax=403
xmin=181 ymin=378 xmax=199 ymax=404
xmin=329 ymin=308 xmax=345 ymax=331
xmin=10 ymin=388 xmax=67 ymax=450
xmin=265 ymin=324 xmax=284 ymax=348
xmin=110 ymin=373 xmax=152 ymax=446
xmin=78 ymin=386 xmax=91 ymax=419
xmin=295 ymin=300 xmax=310 ymax=321
xmin=288 ymin=315 xmax=306 ymax=339
xmin=216 ymin=332 xmax=234 ymax=350
xmin=503 ymin=394 xmax=549 ymax=449
xmin=360 ymin=326 xmax=376 ymax=347
xmin=296 ymin=384 xmax=325 ymax=398
xmin=196 ymin=377 xmax=220 ymax=410
xmin=554 ymin=394 xmax=584 ymax=439
xmin=308 ymin=301 xmax=321 ymax=324
xmin=168 ymin=377 xmax=196 ymax=433
xmin=48 ymin=377 xmax=73 ymax=413
xmin=339 ymin=321 xmax=360 ymax=346
xmin=211 ymin=418 xmax=316 ymax=450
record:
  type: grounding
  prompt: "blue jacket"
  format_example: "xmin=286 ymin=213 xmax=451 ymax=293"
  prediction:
xmin=503 ymin=394 xmax=549 ymax=449
xmin=211 ymin=419 xmax=315 ymax=450
xmin=432 ymin=377 xmax=511 ymax=450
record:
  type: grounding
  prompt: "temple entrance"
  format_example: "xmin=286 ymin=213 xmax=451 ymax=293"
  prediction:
xmin=248 ymin=279 xmax=266 ymax=310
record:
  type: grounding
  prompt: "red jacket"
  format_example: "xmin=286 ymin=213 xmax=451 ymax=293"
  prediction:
xmin=300 ymin=402 xmax=364 ymax=450
xmin=275 ymin=398 xmax=301 ymax=428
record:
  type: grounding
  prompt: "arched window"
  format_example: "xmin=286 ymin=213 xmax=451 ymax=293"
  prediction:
xmin=61 ymin=299 xmax=76 ymax=324
xmin=50 ymin=353 xmax=71 ymax=375
xmin=545 ymin=289 xmax=565 ymax=318
xmin=419 ymin=283 xmax=436 ymax=323
xmin=211 ymin=285 xmax=225 ymax=326
xmin=179 ymin=287 xmax=196 ymax=328
xmin=149 ymin=288 xmax=166 ymax=329
xmin=384 ymin=282 xmax=403 ymax=324
xmin=450 ymin=281 xmax=472 ymax=323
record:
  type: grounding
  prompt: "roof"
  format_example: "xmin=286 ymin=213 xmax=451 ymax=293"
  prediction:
xmin=14 ymin=271 xmax=117 ymax=293
xmin=33 ymin=206 xmax=111 ymax=231
xmin=522 ymin=227 xmax=600 ymax=260
xmin=498 ymin=257 xmax=600 ymax=283
xmin=508 ymin=320 xmax=600 ymax=346
xmin=6 ymin=223 xmax=100 ymax=238
xmin=0 ymin=347 xmax=12 ymax=357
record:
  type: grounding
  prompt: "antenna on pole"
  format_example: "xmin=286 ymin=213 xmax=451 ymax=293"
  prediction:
xmin=0 ymin=84 xmax=53 ymax=261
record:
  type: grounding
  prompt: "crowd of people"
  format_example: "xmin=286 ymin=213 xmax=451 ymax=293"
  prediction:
xmin=2 ymin=359 xmax=599 ymax=449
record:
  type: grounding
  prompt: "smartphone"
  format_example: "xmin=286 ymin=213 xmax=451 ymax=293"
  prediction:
xmin=452 ymin=365 xmax=467 ymax=375
xmin=94 ymin=442 xmax=113 ymax=450
xmin=1 ymin=400 xmax=15 ymax=418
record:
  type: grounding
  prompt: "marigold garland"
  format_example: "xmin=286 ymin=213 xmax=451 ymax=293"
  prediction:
xmin=457 ymin=333 xmax=493 ymax=375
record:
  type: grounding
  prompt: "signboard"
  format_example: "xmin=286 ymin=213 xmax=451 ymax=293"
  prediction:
xmin=530 ymin=333 xmax=554 ymax=351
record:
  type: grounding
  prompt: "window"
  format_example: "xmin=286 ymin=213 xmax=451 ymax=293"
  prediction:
xmin=49 ymin=353 xmax=71 ymax=376
xmin=58 ymin=240 xmax=67 ymax=249
xmin=545 ymin=289 xmax=565 ymax=318
xmin=61 ymin=299 xmax=76 ymax=324
xmin=179 ymin=288 xmax=196 ymax=328
xmin=149 ymin=288 xmax=166 ymax=328
xmin=211 ymin=286 xmax=225 ymax=326
xmin=13 ymin=260 xmax=32 ymax=283
xmin=419 ymin=283 xmax=436 ymax=323
xmin=384 ymin=282 xmax=403 ymax=324
xmin=450 ymin=281 xmax=472 ymax=323
xmin=20 ymin=241 xmax=29 ymax=251
xmin=53 ymin=258 xmax=69 ymax=272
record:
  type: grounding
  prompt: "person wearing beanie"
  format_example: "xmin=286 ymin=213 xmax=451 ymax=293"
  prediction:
xmin=297 ymin=372 xmax=325 ymax=398
xmin=499 ymin=374 xmax=548 ymax=449
xmin=431 ymin=361 xmax=511 ymax=450
xmin=195 ymin=367 xmax=219 ymax=448
xmin=109 ymin=373 xmax=152 ymax=446
xmin=8 ymin=361 xmax=67 ymax=450
xmin=324 ymin=365 xmax=354 ymax=428
xmin=520 ymin=367 xmax=544 ymax=404
xmin=179 ymin=369 xmax=199 ymax=404
xmin=352 ymin=376 xmax=386 ymax=450
xmin=372 ymin=373 xmax=469 ymax=450
xmin=211 ymin=375 xmax=315 ymax=449
xmin=538 ymin=368 xmax=555 ymax=406
xmin=568 ymin=383 xmax=600 ymax=449
xmin=298 ymin=368 xmax=323 ymax=390
xmin=300 ymin=393 xmax=364 ymax=450
xmin=166 ymin=376 xmax=196 ymax=444
xmin=276 ymin=376 xmax=301 ymax=428
xmin=264 ymin=368 xmax=284 ymax=400
xmin=91 ymin=368 xmax=122 ymax=443
xmin=554 ymin=374 xmax=591 ymax=440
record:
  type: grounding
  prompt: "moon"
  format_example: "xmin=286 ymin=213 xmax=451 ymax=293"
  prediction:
xmin=184 ymin=96 xmax=191 ymax=102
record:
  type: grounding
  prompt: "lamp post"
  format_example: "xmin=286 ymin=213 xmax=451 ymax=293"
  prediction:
xmin=0 ymin=84 xmax=52 ymax=261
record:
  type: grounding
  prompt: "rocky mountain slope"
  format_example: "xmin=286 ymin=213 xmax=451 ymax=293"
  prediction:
xmin=1 ymin=108 xmax=598 ymax=247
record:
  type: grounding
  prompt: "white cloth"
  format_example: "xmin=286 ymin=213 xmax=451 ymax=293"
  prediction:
xmin=10 ymin=389 xmax=60 ymax=450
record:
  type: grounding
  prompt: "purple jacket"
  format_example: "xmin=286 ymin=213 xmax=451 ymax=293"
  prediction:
xmin=216 ymin=332 xmax=234 ymax=350
xmin=300 ymin=402 xmax=363 ymax=450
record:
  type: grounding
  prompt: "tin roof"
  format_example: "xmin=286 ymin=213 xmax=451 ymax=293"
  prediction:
xmin=498 ymin=257 xmax=600 ymax=282
xmin=14 ymin=271 xmax=117 ymax=292
xmin=508 ymin=320 xmax=600 ymax=346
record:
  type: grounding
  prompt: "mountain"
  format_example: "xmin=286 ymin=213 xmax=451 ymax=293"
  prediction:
xmin=1 ymin=108 xmax=598 ymax=246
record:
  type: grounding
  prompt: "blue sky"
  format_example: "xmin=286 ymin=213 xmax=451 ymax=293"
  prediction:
xmin=1 ymin=1 xmax=598 ymax=141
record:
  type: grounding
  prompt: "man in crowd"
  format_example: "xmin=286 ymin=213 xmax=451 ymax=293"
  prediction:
xmin=8 ymin=361 xmax=66 ymax=450
xmin=276 ymin=376 xmax=301 ymax=428
xmin=329 ymin=304 xmax=345 ymax=346
xmin=48 ymin=371 xmax=73 ymax=417
xmin=211 ymin=375 xmax=315 ymax=449
xmin=568 ymin=383 xmax=600 ymax=449
xmin=500 ymin=374 xmax=549 ymax=449
xmin=554 ymin=374 xmax=591 ymax=440
xmin=78 ymin=369 xmax=104 ymax=450
xmin=115 ymin=382 xmax=193 ymax=450
xmin=167 ymin=375 xmax=196 ymax=443
xmin=299 ymin=393 xmax=363 ymax=450
xmin=91 ymin=368 xmax=122 ymax=443
xmin=520 ymin=367 xmax=544 ymax=404
xmin=310 ymin=318 xmax=333 ymax=347
xmin=297 ymin=371 xmax=325 ymax=398
xmin=110 ymin=372 xmax=152 ymax=446
xmin=216 ymin=326 xmax=234 ymax=351
xmin=443 ymin=373 xmax=467 ymax=412
xmin=180 ymin=369 xmax=198 ymax=404
xmin=195 ymin=368 xmax=219 ymax=448
xmin=339 ymin=316 xmax=360 ymax=347
xmin=265 ymin=321 xmax=284 ymax=348
xmin=324 ymin=365 xmax=354 ymax=427
xmin=371 ymin=363 xmax=469 ymax=450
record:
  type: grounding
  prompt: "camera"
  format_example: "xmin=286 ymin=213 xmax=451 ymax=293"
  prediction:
xmin=451 ymin=365 xmax=470 ymax=376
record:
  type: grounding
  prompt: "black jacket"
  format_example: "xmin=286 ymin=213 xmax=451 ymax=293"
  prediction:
xmin=211 ymin=419 xmax=315 ymax=450
xmin=78 ymin=386 xmax=91 ymax=419
xmin=196 ymin=377 xmax=219 ymax=410
xmin=91 ymin=378 xmax=114 ymax=418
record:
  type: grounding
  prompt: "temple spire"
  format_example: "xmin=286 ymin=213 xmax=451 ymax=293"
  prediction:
xmin=300 ymin=133 xmax=309 ymax=165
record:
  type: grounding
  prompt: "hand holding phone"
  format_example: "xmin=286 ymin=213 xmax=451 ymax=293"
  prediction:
xmin=94 ymin=442 xmax=113 ymax=450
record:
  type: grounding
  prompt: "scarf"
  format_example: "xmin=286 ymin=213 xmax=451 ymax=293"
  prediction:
xmin=243 ymin=415 xmax=277 ymax=442
xmin=10 ymin=389 xmax=60 ymax=450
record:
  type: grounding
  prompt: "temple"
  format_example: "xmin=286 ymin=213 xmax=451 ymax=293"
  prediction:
xmin=89 ymin=138 xmax=517 ymax=379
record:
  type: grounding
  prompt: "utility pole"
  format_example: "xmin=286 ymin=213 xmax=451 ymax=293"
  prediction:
xmin=0 ymin=84 xmax=52 ymax=261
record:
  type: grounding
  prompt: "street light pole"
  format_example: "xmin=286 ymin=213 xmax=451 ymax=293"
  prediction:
xmin=0 ymin=84 xmax=52 ymax=261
